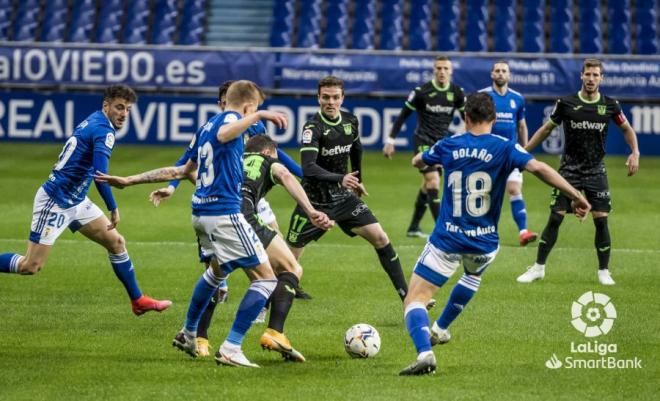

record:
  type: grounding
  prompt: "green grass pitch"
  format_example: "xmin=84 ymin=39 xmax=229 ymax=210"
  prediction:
xmin=0 ymin=143 xmax=658 ymax=401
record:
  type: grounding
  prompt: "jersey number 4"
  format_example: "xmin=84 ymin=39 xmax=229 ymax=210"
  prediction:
xmin=447 ymin=171 xmax=492 ymax=217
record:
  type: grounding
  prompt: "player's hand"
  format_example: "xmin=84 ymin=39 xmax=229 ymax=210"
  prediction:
xmin=625 ymin=152 xmax=640 ymax=176
xmin=108 ymin=208 xmax=120 ymax=230
xmin=94 ymin=172 xmax=130 ymax=189
xmin=149 ymin=186 xmax=175 ymax=207
xmin=341 ymin=171 xmax=361 ymax=190
xmin=352 ymin=182 xmax=369 ymax=197
xmin=571 ymin=196 xmax=591 ymax=222
xmin=257 ymin=110 xmax=288 ymax=129
xmin=309 ymin=210 xmax=334 ymax=230
xmin=383 ymin=143 xmax=395 ymax=159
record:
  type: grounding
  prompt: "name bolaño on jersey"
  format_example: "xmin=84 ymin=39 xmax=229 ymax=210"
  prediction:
xmin=42 ymin=111 xmax=115 ymax=208
xmin=422 ymin=133 xmax=533 ymax=254
xmin=479 ymin=86 xmax=526 ymax=142
xmin=406 ymin=80 xmax=465 ymax=143
xmin=549 ymin=92 xmax=627 ymax=176
xmin=190 ymin=111 xmax=245 ymax=216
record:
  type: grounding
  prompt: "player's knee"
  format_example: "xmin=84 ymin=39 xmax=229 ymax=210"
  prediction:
xmin=424 ymin=177 xmax=440 ymax=189
xmin=548 ymin=212 xmax=565 ymax=228
xmin=507 ymin=186 xmax=520 ymax=197
xmin=371 ymin=231 xmax=390 ymax=249
xmin=105 ymin=233 xmax=126 ymax=254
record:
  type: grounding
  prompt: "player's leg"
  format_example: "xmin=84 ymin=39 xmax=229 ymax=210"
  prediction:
xmin=195 ymin=242 xmax=228 ymax=357
xmin=257 ymin=198 xmax=281 ymax=234
xmin=407 ymin=177 xmax=428 ymax=238
xmin=259 ymin=234 xmax=306 ymax=361
xmin=422 ymin=169 xmax=441 ymax=221
xmin=585 ymin=174 xmax=614 ymax=284
xmin=517 ymin=187 xmax=570 ymax=283
xmin=284 ymin=204 xmax=326 ymax=298
xmin=400 ymin=243 xmax=460 ymax=376
xmin=507 ymin=169 xmax=538 ymax=246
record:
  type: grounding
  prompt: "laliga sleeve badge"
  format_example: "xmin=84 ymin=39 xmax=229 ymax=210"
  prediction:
xmin=302 ymin=129 xmax=313 ymax=144
xmin=105 ymin=133 xmax=115 ymax=149
xmin=224 ymin=113 xmax=239 ymax=123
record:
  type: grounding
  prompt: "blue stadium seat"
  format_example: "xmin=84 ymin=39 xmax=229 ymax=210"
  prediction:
xmin=380 ymin=0 xmax=402 ymax=50
xmin=0 ymin=9 xmax=10 ymax=41
xmin=14 ymin=6 xmax=40 ymax=42
xmin=607 ymin=0 xmax=631 ymax=54
xmin=464 ymin=0 xmax=488 ymax=51
xmin=123 ymin=2 xmax=150 ymax=44
xmin=296 ymin=0 xmax=321 ymax=48
xmin=578 ymin=0 xmax=602 ymax=53
xmin=493 ymin=0 xmax=516 ymax=52
xmin=14 ymin=22 xmax=39 ymax=42
xmin=521 ymin=0 xmax=544 ymax=52
xmin=67 ymin=0 xmax=97 ymax=42
xmin=178 ymin=0 xmax=207 ymax=45
xmin=408 ymin=0 xmax=431 ymax=50
xmin=351 ymin=0 xmax=375 ymax=49
xmin=43 ymin=24 xmax=67 ymax=42
xmin=152 ymin=0 xmax=178 ymax=44
xmin=324 ymin=0 xmax=348 ymax=49
xmin=437 ymin=0 xmax=459 ymax=51
xmin=550 ymin=0 xmax=573 ymax=53
xmin=270 ymin=0 xmax=294 ymax=47
xmin=636 ymin=0 xmax=658 ymax=54
xmin=96 ymin=0 xmax=124 ymax=43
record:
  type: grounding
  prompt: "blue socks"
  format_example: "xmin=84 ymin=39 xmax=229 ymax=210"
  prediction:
xmin=109 ymin=252 xmax=142 ymax=300
xmin=436 ymin=274 xmax=481 ymax=330
xmin=0 ymin=253 xmax=22 ymax=273
xmin=510 ymin=194 xmax=528 ymax=232
xmin=226 ymin=279 xmax=277 ymax=346
xmin=405 ymin=302 xmax=432 ymax=353
xmin=184 ymin=267 xmax=225 ymax=334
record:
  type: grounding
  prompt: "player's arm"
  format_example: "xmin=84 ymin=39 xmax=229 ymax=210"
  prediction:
xmin=95 ymin=159 xmax=197 ymax=188
xmin=92 ymin=148 xmax=119 ymax=229
xmin=384 ymin=88 xmax=418 ymax=158
xmin=276 ymin=148 xmax=303 ymax=178
xmin=217 ymin=110 xmax=286 ymax=143
xmin=525 ymin=120 xmax=556 ymax=152
xmin=615 ymin=112 xmax=640 ymax=176
xmin=271 ymin=163 xmax=333 ymax=230
xmin=412 ymin=141 xmax=443 ymax=169
xmin=517 ymin=119 xmax=529 ymax=147
xmin=524 ymin=159 xmax=591 ymax=219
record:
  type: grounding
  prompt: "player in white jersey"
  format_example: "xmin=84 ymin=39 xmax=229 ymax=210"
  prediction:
xmin=399 ymin=93 xmax=590 ymax=375
xmin=0 ymin=85 xmax=172 ymax=317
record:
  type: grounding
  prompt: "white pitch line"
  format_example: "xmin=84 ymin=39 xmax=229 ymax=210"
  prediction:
xmin=0 ymin=238 xmax=658 ymax=254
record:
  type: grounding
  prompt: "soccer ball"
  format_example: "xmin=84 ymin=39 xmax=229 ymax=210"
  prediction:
xmin=344 ymin=323 xmax=381 ymax=358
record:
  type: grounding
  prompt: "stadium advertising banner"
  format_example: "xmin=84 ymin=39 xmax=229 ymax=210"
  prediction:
xmin=1 ymin=91 xmax=657 ymax=155
xmin=1 ymin=43 xmax=660 ymax=99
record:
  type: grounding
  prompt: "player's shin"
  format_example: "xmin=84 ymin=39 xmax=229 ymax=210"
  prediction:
xmin=404 ymin=302 xmax=432 ymax=354
xmin=408 ymin=190 xmax=428 ymax=232
xmin=426 ymin=189 xmax=440 ymax=220
xmin=197 ymin=286 xmax=221 ymax=340
xmin=510 ymin=194 xmax=528 ymax=231
xmin=109 ymin=252 xmax=142 ymax=300
xmin=594 ymin=216 xmax=611 ymax=270
xmin=376 ymin=243 xmax=408 ymax=300
xmin=0 ymin=253 xmax=22 ymax=274
xmin=536 ymin=212 xmax=564 ymax=264
xmin=184 ymin=267 xmax=225 ymax=334
xmin=436 ymin=275 xmax=480 ymax=330
xmin=225 ymin=279 xmax=277 ymax=346
xmin=268 ymin=272 xmax=298 ymax=332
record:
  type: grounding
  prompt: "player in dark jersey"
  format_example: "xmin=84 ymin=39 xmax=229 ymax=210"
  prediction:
xmin=286 ymin=76 xmax=409 ymax=302
xmin=383 ymin=55 xmax=465 ymax=238
xmin=517 ymin=58 xmax=640 ymax=286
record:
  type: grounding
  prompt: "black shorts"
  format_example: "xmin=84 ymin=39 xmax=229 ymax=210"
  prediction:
xmin=550 ymin=173 xmax=611 ymax=213
xmin=413 ymin=136 xmax=442 ymax=174
xmin=242 ymin=207 xmax=278 ymax=249
xmin=285 ymin=195 xmax=379 ymax=248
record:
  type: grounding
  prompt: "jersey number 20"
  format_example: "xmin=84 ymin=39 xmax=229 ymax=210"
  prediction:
xmin=447 ymin=171 xmax=492 ymax=217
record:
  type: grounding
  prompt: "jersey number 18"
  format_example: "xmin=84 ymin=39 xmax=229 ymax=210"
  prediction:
xmin=447 ymin=171 xmax=492 ymax=217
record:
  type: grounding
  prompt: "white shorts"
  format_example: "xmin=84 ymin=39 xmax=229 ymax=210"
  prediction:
xmin=192 ymin=213 xmax=268 ymax=274
xmin=256 ymin=198 xmax=277 ymax=225
xmin=413 ymin=242 xmax=499 ymax=287
xmin=30 ymin=187 xmax=104 ymax=245
xmin=507 ymin=168 xmax=523 ymax=184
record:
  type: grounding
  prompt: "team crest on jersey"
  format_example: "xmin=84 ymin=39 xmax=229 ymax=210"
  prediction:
xmin=302 ymin=129 xmax=313 ymax=144
xmin=342 ymin=124 xmax=352 ymax=135
xmin=105 ymin=133 xmax=115 ymax=149
xmin=447 ymin=92 xmax=454 ymax=102
xmin=510 ymin=99 xmax=517 ymax=109
xmin=224 ymin=113 xmax=238 ymax=123
xmin=597 ymin=105 xmax=607 ymax=115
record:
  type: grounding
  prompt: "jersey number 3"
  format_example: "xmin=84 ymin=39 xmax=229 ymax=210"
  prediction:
xmin=447 ymin=171 xmax=492 ymax=217
xmin=198 ymin=142 xmax=215 ymax=187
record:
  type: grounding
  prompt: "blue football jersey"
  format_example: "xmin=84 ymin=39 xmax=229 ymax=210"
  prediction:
xmin=479 ymin=87 xmax=526 ymax=142
xmin=190 ymin=111 xmax=245 ymax=216
xmin=42 ymin=111 xmax=116 ymax=208
xmin=422 ymin=133 xmax=533 ymax=254
xmin=246 ymin=120 xmax=266 ymax=138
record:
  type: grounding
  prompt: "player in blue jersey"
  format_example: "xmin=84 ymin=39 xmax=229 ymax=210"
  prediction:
xmin=399 ymin=93 xmax=590 ymax=375
xmin=479 ymin=60 xmax=538 ymax=246
xmin=97 ymin=81 xmax=330 ymax=367
xmin=0 ymin=85 xmax=172 ymax=316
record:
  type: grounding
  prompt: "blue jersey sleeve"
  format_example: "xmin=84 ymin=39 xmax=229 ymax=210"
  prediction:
xmin=509 ymin=142 xmax=534 ymax=170
xmin=276 ymin=148 xmax=303 ymax=178
xmin=92 ymin=150 xmax=117 ymax=211
xmin=517 ymin=96 xmax=526 ymax=122
xmin=168 ymin=148 xmax=192 ymax=189
xmin=421 ymin=140 xmax=445 ymax=166
xmin=246 ymin=120 xmax=267 ymax=137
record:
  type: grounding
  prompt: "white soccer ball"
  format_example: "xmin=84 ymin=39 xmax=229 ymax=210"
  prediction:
xmin=344 ymin=323 xmax=381 ymax=358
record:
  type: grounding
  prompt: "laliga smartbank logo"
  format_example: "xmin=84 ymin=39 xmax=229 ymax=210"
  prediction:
xmin=545 ymin=291 xmax=642 ymax=370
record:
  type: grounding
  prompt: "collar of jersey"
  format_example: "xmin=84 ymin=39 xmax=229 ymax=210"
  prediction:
xmin=577 ymin=91 xmax=601 ymax=104
xmin=318 ymin=110 xmax=342 ymax=126
xmin=431 ymin=79 xmax=451 ymax=92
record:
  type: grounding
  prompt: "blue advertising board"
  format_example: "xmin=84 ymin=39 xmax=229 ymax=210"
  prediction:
xmin=0 ymin=91 xmax=657 ymax=155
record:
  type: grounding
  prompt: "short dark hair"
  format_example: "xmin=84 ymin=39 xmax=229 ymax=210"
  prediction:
xmin=218 ymin=80 xmax=235 ymax=101
xmin=435 ymin=55 xmax=450 ymax=62
xmin=464 ymin=93 xmax=496 ymax=124
xmin=582 ymin=58 xmax=604 ymax=74
xmin=318 ymin=76 xmax=344 ymax=95
xmin=103 ymin=85 xmax=137 ymax=103
xmin=245 ymin=134 xmax=276 ymax=153
xmin=492 ymin=60 xmax=509 ymax=71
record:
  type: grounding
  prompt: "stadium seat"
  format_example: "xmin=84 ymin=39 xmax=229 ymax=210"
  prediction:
xmin=42 ymin=23 xmax=67 ymax=42
xmin=14 ymin=22 xmax=39 ymax=42
xmin=67 ymin=0 xmax=97 ymax=43
xmin=380 ymin=0 xmax=402 ymax=50
xmin=178 ymin=0 xmax=207 ymax=45
xmin=296 ymin=0 xmax=321 ymax=48
xmin=437 ymin=0 xmax=459 ymax=51
xmin=324 ymin=0 xmax=348 ymax=49
xmin=636 ymin=0 xmax=658 ymax=54
xmin=152 ymin=0 xmax=177 ymax=44
xmin=123 ymin=2 xmax=150 ymax=44
xmin=464 ymin=0 xmax=488 ymax=51
xmin=578 ymin=0 xmax=602 ymax=53
xmin=408 ymin=0 xmax=431 ymax=51
xmin=521 ymin=0 xmax=545 ymax=52
xmin=270 ymin=0 xmax=294 ymax=47
xmin=493 ymin=0 xmax=516 ymax=52
xmin=607 ymin=0 xmax=631 ymax=54
xmin=351 ymin=0 xmax=375 ymax=49
xmin=549 ymin=0 xmax=573 ymax=53
xmin=0 ymin=9 xmax=10 ymax=41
